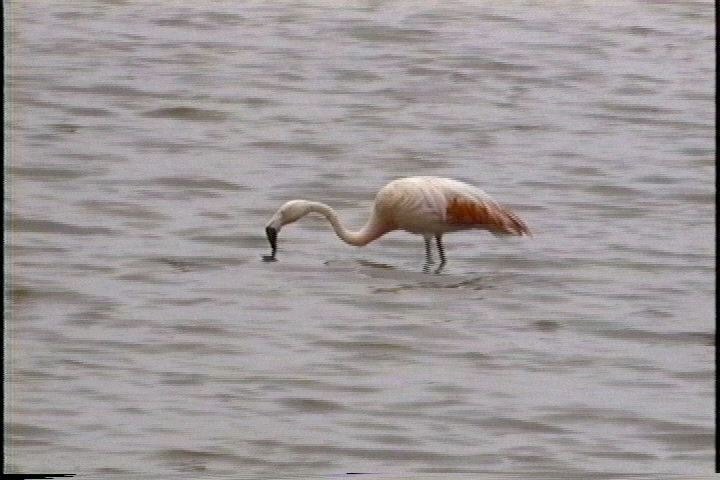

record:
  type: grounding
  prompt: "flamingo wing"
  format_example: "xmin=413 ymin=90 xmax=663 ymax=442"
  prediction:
xmin=431 ymin=177 xmax=531 ymax=236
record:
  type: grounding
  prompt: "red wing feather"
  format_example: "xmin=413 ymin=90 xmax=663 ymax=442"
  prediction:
xmin=446 ymin=197 xmax=530 ymax=236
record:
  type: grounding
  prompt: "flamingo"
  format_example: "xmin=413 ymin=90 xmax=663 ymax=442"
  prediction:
xmin=263 ymin=176 xmax=530 ymax=270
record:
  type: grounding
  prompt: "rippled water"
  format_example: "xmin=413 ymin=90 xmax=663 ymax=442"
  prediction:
xmin=5 ymin=1 xmax=715 ymax=478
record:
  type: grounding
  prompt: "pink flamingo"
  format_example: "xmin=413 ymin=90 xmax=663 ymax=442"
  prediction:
xmin=263 ymin=176 xmax=530 ymax=270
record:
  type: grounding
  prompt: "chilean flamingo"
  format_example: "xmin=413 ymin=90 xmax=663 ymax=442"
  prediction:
xmin=263 ymin=176 xmax=530 ymax=271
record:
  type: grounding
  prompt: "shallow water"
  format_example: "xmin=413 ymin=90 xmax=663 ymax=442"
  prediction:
xmin=4 ymin=0 xmax=715 ymax=477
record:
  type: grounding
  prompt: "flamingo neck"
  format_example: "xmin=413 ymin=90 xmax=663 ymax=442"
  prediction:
xmin=307 ymin=202 xmax=386 ymax=247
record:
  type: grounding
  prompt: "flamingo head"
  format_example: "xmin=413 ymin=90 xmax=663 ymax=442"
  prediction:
xmin=263 ymin=200 xmax=313 ymax=261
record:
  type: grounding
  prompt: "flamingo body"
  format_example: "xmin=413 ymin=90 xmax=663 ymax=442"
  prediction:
xmin=263 ymin=176 xmax=530 ymax=268
xmin=373 ymin=176 xmax=529 ymax=236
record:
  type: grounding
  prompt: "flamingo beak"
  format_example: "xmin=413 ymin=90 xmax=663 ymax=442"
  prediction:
xmin=263 ymin=226 xmax=278 ymax=261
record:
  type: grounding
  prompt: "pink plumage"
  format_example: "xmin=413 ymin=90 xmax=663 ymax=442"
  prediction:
xmin=263 ymin=176 xmax=530 ymax=268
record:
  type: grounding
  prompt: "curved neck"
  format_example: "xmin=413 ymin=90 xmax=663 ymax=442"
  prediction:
xmin=306 ymin=201 xmax=387 ymax=247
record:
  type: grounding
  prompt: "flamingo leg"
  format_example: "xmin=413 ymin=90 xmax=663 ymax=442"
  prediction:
xmin=435 ymin=234 xmax=446 ymax=268
xmin=423 ymin=235 xmax=435 ymax=265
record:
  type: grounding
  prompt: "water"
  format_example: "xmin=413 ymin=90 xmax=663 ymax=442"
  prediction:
xmin=4 ymin=1 xmax=715 ymax=477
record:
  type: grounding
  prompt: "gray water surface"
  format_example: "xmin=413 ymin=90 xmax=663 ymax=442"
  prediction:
xmin=4 ymin=1 xmax=715 ymax=477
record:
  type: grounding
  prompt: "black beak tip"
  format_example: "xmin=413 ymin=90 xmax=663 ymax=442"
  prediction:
xmin=263 ymin=226 xmax=278 ymax=262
